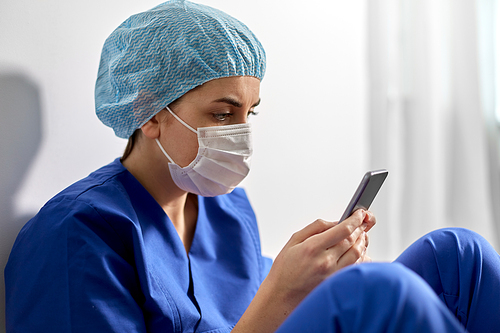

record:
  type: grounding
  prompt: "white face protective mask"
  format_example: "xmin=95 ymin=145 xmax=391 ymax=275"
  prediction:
xmin=155 ymin=106 xmax=253 ymax=197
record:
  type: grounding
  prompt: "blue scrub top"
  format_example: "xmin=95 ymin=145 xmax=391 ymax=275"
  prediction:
xmin=5 ymin=158 xmax=272 ymax=332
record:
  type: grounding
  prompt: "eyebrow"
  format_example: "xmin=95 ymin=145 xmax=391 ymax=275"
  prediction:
xmin=212 ymin=97 xmax=261 ymax=108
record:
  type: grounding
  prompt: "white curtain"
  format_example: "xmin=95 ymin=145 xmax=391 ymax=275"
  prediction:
xmin=367 ymin=0 xmax=500 ymax=261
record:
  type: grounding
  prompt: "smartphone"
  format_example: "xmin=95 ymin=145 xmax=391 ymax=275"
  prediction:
xmin=339 ymin=169 xmax=388 ymax=223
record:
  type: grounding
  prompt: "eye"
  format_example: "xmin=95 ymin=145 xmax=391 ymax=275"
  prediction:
xmin=213 ymin=113 xmax=232 ymax=122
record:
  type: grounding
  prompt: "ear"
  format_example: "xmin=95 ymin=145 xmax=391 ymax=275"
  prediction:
xmin=140 ymin=110 xmax=167 ymax=139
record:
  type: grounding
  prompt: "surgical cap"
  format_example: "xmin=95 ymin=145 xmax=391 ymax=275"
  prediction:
xmin=95 ymin=0 xmax=266 ymax=138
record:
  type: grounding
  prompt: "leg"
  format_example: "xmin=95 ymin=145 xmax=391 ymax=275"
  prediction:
xmin=276 ymin=263 xmax=465 ymax=333
xmin=395 ymin=228 xmax=500 ymax=332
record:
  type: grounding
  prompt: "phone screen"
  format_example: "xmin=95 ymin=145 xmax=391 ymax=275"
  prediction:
xmin=339 ymin=169 xmax=388 ymax=222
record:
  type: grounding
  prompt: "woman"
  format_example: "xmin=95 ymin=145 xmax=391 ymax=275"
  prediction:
xmin=5 ymin=1 xmax=500 ymax=332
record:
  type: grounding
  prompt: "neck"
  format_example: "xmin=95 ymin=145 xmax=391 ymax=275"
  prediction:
xmin=122 ymin=139 xmax=198 ymax=254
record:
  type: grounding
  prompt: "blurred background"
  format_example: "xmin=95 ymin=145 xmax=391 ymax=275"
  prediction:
xmin=1 ymin=0 xmax=500 ymax=330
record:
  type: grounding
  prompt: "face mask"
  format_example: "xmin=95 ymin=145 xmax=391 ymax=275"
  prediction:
xmin=155 ymin=107 xmax=253 ymax=197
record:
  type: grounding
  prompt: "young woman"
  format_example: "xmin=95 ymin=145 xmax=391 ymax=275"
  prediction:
xmin=5 ymin=1 xmax=500 ymax=332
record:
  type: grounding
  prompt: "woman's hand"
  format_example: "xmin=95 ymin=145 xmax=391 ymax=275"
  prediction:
xmin=232 ymin=210 xmax=376 ymax=333
xmin=268 ymin=209 xmax=376 ymax=306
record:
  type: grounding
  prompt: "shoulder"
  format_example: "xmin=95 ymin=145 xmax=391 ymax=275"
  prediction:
xmin=7 ymin=159 xmax=148 ymax=288
xmin=4 ymin=160 xmax=150 ymax=331
xmin=14 ymin=159 xmax=139 ymax=249
xmin=38 ymin=158 xmax=147 ymax=222
xmin=48 ymin=158 xmax=129 ymax=206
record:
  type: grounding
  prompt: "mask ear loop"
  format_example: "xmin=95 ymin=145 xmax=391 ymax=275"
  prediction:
xmin=155 ymin=139 xmax=176 ymax=164
xmin=166 ymin=106 xmax=197 ymax=134
xmin=156 ymin=106 xmax=198 ymax=164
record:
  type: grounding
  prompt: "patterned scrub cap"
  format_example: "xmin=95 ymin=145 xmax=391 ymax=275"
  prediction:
xmin=95 ymin=0 xmax=266 ymax=138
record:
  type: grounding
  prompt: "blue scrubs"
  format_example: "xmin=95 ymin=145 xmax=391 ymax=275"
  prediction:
xmin=5 ymin=158 xmax=272 ymax=332
xmin=276 ymin=228 xmax=500 ymax=333
xmin=6 ymin=159 xmax=500 ymax=332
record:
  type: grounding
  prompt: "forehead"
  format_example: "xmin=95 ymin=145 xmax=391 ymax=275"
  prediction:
xmin=173 ymin=76 xmax=261 ymax=105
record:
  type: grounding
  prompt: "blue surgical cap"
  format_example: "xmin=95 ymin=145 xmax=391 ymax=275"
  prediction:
xmin=95 ymin=0 xmax=266 ymax=138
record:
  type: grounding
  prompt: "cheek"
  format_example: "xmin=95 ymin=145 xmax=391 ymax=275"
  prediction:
xmin=180 ymin=139 xmax=200 ymax=167
xmin=163 ymin=125 xmax=199 ymax=167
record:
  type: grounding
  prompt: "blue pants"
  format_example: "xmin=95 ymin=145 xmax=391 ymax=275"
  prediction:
xmin=276 ymin=228 xmax=500 ymax=333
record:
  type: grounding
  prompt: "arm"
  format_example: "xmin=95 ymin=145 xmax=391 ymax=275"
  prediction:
xmin=5 ymin=199 xmax=148 ymax=333
xmin=232 ymin=210 xmax=375 ymax=333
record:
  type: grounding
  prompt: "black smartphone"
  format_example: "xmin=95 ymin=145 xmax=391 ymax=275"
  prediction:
xmin=339 ymin=169 xmax=388 ymax=223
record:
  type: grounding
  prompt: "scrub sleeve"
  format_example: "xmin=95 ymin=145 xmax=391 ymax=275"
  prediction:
xmin=276 ymin=228 xmax=500 ymax=333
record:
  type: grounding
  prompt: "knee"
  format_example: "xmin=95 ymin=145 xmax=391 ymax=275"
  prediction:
xmin=422 ymin=227 xmax=493 ymax=258
xmin=396 ymin=227 xmax=497 ymax=288
xmin=426 ymin=227 xmax=483 ymax=242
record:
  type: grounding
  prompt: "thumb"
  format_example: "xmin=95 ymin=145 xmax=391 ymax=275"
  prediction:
xmin=288 ymin=219 xmax=335 ymax=245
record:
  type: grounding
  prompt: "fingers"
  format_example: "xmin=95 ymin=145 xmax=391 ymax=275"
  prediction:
xmin=340 ymin=228 xmax=371 ymax=267
xmin=337 ymin=230 xmax=368 ymax=269
xmin=287 ymin=211 xmax=374 ymax=272
xmin=321 ymin=211 xmax=372 ymax=269
xmin=311 ymin=210 xmax=367 ymax=250
xmin=355 ymin=233 xmax=372 ymax=264
xmin=363 ymin=210 xmax=376 ymax=232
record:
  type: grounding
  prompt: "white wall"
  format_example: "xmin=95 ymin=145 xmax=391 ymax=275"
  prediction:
xmin=0 ymin=0 xmax=368 ymax=330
